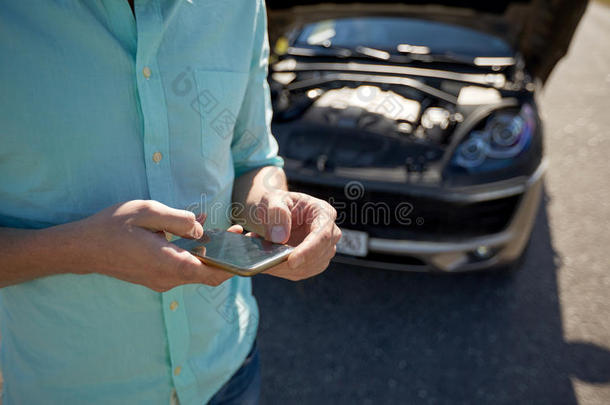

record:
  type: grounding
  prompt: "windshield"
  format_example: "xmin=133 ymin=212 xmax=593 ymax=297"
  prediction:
xmin=295 ymin=17 xmax=513 ymax=59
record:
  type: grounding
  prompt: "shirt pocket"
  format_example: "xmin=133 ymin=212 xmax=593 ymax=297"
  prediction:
xmin=192 ymin=70 xmax=249 ymax=166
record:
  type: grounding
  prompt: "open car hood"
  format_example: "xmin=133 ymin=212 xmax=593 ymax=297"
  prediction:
xmin=266 ymin=0 xmax=588 ymax=82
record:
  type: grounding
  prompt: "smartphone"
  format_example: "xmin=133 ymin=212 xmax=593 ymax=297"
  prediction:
xmin=171 ymin=229 xmax=294 ymax=277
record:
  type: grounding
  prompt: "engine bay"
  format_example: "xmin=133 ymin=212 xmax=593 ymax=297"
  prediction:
xmin=272 ymin=75 xmax=515 ymax=176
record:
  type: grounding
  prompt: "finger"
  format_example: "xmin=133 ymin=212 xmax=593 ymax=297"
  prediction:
xmin=264 ymin=252 xmax=332 ymax=281
xmin=273 ymin=236 xmax=336 ymax=279
xmin=195 ymin=212 xmax=207 ymax=226
xmin=259 ymin=193 xmax=292 ymax=244
xmin=160 ymin=242 xmax=233 ymax=287
xmin=262 ymin=260 xmax=291 ymax=277
xmin=131 ymin=230 xmax=208 ymax=289
xmin=332 ymin=224 xmax=342 ymax=245
xmin=227 ymin=224 xmax=243 ymax=234
xmin=286 ymin=219 xmax=335 ymax=270
xmin=133 ymin=201 xmax=203 ymax=239
xmin=193 ymin=258 xmax=234 ymax=286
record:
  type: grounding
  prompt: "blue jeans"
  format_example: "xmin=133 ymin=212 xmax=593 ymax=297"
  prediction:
xmin=207 ymin=341 xmax=261 ymax=405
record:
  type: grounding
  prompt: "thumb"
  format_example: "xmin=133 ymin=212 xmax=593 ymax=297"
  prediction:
xmin=259 ymin=192 xmax=292 ymax=244
xmin=132 ymin=201 xmax=203 ymax=239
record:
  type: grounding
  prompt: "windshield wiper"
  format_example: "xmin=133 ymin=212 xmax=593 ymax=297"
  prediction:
xmin=287 ymin=44 xmax=394 ymax=61
xmin=287 ymin=43 xmax=509 ymax=69
xmin=398 ymin=51 xmax=477 ymax=66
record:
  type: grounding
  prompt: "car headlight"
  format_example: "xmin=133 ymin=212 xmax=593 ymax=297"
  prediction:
xmin=453 ymin=104 xmax=536 ymax=171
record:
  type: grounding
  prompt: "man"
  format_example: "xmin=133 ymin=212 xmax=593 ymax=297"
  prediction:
xmin=0 ymin=1 xmax=340 ymax=404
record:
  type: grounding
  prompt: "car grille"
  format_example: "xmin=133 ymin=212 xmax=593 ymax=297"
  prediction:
xmin=289 ymin=180 xmax=521 ymax=241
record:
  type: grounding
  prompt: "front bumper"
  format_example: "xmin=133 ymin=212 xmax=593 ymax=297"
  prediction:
xmin=337 ymin=162 xmax=544 ymax=272
xmin=289 ymin=161 xmax=546 ymax=272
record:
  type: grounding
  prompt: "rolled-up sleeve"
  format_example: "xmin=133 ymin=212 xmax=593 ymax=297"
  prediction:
xmin=231 ymin=0 xmax=284 ymax=178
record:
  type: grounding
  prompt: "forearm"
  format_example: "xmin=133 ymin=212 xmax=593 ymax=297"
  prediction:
xmin=0 ymin=223 xmax=82 ymax=288
xmin=232 ymin=166 xmax=288 ymax=235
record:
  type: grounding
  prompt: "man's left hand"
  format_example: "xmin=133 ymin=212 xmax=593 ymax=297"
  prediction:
xmin=256 ymin=190 xmax=341 ymax=281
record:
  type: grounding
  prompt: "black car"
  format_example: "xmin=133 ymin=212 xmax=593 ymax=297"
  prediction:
xmin=266 ymin=0 xmax=587 ymax=272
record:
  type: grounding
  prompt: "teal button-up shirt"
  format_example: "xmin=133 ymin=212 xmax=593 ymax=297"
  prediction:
xmin=0 ymin=1 xmax=282 ymax=403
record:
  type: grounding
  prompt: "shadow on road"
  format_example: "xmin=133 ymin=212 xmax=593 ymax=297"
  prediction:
xmin=253 ymin=192 xmax=610 ymax=404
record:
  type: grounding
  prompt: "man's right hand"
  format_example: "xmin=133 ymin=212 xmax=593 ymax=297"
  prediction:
xmin=63 ymin=200 xmax=235 ymax=291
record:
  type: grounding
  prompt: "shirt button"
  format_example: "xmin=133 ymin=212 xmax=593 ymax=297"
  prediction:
xmin=169 ymin=301 xmax=179 ymax=311
xmin=142 ymin=66 xmax=152 ymax=79
xmin=152 ymin=151 xmax=163 ymax=163
xmin=174 ymin=366 xmax=182 ymax=376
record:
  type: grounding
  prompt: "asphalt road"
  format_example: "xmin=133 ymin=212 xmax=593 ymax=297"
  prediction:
xmin=253 ymin=2 xmax=610 ymax=404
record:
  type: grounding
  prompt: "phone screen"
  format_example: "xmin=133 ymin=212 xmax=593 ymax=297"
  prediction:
xmin=171 ymin=229 xmax=293 ymax=276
